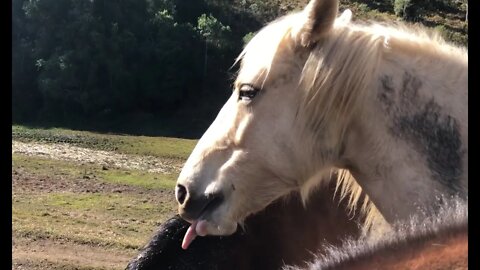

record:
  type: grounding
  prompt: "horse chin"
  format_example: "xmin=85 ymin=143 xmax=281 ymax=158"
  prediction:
xmin=201 ymin=218 xmax=238 ymax=236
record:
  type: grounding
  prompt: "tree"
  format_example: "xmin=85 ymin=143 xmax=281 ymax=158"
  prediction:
xmin=11 ymin=0 xmax=280 ymax=135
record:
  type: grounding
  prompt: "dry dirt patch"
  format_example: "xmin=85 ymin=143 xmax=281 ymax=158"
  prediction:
xmin=13 ymin=237 xmax=136 ymax=270
xmin=12 ymin=139 xmax=181 ymax=270
xmin=13 ymin=140 xmax=182 ymax=174
xmin=12 ymin=167 xmax=131 ymax=194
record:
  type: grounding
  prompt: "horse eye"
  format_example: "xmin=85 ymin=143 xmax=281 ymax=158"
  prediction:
xmin=238 ymin=84 xmax=259 ymax=102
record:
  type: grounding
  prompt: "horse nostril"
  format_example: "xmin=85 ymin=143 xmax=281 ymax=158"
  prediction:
xmin=176 ymin=184 xmax=187 ymax=205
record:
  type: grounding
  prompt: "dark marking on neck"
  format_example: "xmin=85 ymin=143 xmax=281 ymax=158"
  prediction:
xmin=378 ymin=75 xmax=395 ymax=112
xmin=399 ymin=72 xmax=422 ymax=103
xmin=395 ymin=101 xmax=463 ymax=192
xmin=377 ymin=72 xmax=464 ymax=194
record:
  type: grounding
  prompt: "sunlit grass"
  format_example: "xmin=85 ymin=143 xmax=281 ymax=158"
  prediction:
xmin=13 ymin=125 xmax=198 ymax=160
xmin=13 ymin=192 xmax=176 ymax=249
xmin=12 ymin=154 xmax=178 ymax=190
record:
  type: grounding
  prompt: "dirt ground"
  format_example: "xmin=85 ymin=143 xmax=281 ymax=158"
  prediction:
xmin=13 ymin=140 xmax=182 ymax=174
xmin=13 ymin=237 xmax=135 ymax=270
xmin=12 ymin=140 xmax=180 ymax=270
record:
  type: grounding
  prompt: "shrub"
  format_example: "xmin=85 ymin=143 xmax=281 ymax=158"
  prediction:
xmin=394 ymin=0 xmax=419 ymax=21
xmin=242 ymin=32 xmax=255 ymax=46
xmin=434 ymin=25 xmax=468 ymax=47
xmin=357 ymin=3 xmax=370 ymax=13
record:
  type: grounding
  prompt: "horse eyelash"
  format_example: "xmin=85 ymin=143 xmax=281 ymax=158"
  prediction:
xmin=238 ymin=84 xmax=261 ymax=101
xmin=239 ymin=83 xmax=260 ymax=91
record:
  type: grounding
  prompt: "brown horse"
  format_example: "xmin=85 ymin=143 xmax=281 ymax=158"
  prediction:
xmin=317 ymin=228 xmax=468 ymax=270
xmin=284 ymin=198 xmax=467 ymax=270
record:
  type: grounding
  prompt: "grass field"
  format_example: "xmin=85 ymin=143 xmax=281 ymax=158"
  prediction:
xmin=12 ymin=125 xmax=197 ymax=270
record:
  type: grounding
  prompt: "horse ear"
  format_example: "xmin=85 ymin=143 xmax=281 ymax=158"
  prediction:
xmin=337 ymin=9 xmax=352 ymax=25
xmin=293 ymin=0 xmax=339 ymax=47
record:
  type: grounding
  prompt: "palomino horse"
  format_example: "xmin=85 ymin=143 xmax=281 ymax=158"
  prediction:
xmin=174 ymin=0 xmax=467 ymax=251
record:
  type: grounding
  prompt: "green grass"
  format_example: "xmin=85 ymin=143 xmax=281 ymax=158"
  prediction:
xmin=13 ymin=154 xmax=91 ymax=178
xmin=13 ymin=191 xmax=176 ymax=249
xmin=12 ymin=126 xmax=184 ymax=254
xmin=12 ymin=154 xmax=178 ymax=190
xmin=13 ymin=125 xmax=198 ymax=160
xmin=101 ymin=170 xmax=177 ymax=190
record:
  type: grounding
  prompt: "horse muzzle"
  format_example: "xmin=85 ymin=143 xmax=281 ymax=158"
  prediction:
xmin=176 ymin=184 xmax=224 ymax=222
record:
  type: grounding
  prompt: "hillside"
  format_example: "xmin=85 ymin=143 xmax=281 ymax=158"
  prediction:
xmin=234 ymin=0 xmax=467 ymax=45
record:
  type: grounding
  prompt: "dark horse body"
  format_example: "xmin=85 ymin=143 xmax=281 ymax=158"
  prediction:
xmin=126 ymin=181 xmax=362 ymax=270
xmin=126 ymin=182 xmax=467 ymax=270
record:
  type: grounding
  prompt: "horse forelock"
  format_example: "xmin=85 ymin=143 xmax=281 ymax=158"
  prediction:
xmin=234 ymin=13 xmax=300 ymax=90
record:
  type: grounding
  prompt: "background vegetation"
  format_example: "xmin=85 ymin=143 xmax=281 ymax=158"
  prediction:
xmin=12 ymin=0 xmax=468 ymax=138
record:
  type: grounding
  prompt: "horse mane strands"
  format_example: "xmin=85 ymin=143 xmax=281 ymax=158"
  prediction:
xmin=368 ymin=21 xmax=467 ymax=63
xmin=234 ymin=15 xmax=298 ymax=89
xmin=298 ymin=25 xmax=384 ymax=151
xmin=334 ymin=169 xmax=390 ymax=236
xmin=299 ymin=167 xmax=389 ymax=237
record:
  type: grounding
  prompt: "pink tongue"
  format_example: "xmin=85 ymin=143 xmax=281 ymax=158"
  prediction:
xmin=182 ymin=221 xmax=198 ymax=250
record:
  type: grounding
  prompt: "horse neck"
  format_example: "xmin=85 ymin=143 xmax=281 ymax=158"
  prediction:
xmin=337 ymin=43 xmax=468 ymax=223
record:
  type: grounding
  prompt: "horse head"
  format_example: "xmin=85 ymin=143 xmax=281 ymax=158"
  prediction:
xmin=175 ymin=0 xmax=352 ymax=248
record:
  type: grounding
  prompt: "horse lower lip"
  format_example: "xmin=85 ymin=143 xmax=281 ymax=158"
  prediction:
xmin=195 ymin=220 xmax=209 ymax=236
